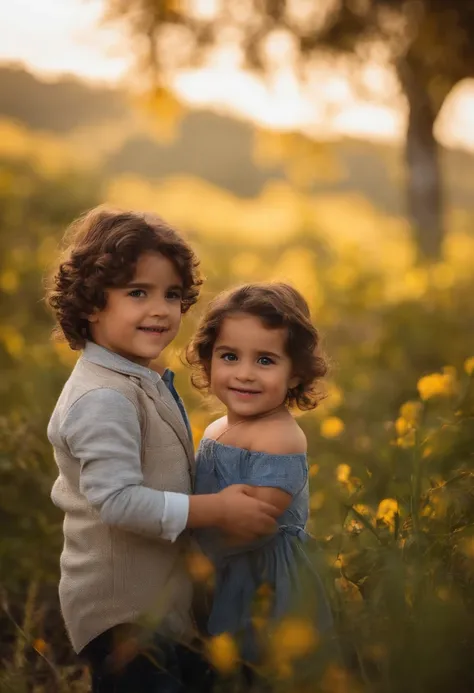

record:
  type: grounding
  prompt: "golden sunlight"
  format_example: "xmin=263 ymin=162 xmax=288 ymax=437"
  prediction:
xmin=1 ymin=0 xmax=474 ymax=150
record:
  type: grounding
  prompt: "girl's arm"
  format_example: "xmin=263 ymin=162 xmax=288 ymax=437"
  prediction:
xmin=232 ymin=420 xmax=307 ymax=517
xmin=243 ymin=486 xmax=292 ymax=515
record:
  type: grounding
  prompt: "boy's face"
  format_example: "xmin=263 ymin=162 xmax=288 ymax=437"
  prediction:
xmin=88 ymin=251 xmax=183 ymax=366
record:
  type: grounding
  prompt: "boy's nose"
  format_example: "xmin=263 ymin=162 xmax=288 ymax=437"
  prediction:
xmin=150 ymin=299 xmax=170 ymax=317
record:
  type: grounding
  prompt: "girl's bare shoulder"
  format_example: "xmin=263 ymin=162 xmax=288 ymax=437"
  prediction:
xmin=203 ymin=416 xmax=228 ymax=441
xmin=250 ymin=415 xmax=307 ymax=455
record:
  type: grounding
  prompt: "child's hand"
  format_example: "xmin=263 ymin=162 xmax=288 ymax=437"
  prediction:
xmin=187 ymin=486 xmax=279 ymax=538
xmin=217 ymin=484 xmax=279 ymax=541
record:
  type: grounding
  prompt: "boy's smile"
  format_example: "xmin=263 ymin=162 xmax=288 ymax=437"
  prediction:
xmin=88 ymin=251 xmax=183 ymax=366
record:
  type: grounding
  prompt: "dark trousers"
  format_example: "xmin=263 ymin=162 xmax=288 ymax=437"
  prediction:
xmin=81 ymin=624 xmax=214 ymax=693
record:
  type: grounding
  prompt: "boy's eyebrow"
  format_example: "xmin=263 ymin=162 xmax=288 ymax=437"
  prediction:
xmin=126 ymin=282 xmax=183 ymax=290
xmin=126 ymin=282 xmax=155 ymax=289
xmin=214 ymin=345 xmax=237 ymax=353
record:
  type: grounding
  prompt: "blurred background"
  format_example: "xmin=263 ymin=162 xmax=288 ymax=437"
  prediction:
xmin=1 ymin=1 xmax=474 ymax=691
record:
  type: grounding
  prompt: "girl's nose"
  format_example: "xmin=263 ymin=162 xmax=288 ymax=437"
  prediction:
xmin=235 ymin=362 xmax=255 ymax=381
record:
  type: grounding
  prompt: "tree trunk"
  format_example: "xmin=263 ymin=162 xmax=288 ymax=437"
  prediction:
xmin=397 ymin=59 xmax=445 ymax=261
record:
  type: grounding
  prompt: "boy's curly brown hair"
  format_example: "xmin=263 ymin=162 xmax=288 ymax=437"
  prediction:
xmin=47 ymin=205 xmax=202 ymax=350
xmin=186 ymin=282 xmax=327 ymax=411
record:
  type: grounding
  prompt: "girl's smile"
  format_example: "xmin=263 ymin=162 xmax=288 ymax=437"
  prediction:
xmin=228 ymin=387 xmax=262 ymax=397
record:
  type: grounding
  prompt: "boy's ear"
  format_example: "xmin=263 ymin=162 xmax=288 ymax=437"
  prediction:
xmin=288 ymin=375 xmax=300 ymax=390
xmin=84 ymin=310 xmax=99 ymax=324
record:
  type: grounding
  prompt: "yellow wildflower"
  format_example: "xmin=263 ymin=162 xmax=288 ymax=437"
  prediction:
xmin=395 ymin=417 xmax=410 ymax=437
xmin=0 ymin=326 xmax=24 ymax=358
xmin=443 ymin=365 xmax=457 ymax=379
xmin=417 ymin=371 xmax=456 ymax=400
xmin=186 ymin=551 xmax=214 ymax=583
xmin=309 ymin=491 xmax=325 ymax=511
xmin=326 ymin=382 xmax=344 ymax=409
xmin=464 ymin=357 xmax=474 ymax=376
xmin=33 ymin=638 xmax=47 ymax=654
xmin=377 ymin=498 xmax=398 ymax=526
xmin=352 ymin=503 xmax=372 ymax=519
xmin=320 ymin=417 xmax=344 ymax=439
xmin=399 ymin=400 xmax=422 ymax=424
xmin=421 ymin=503 xmax=435 ymax=518
xmin=206 ymin=633 xmax=239 ymax=674
xmin=336 ymin=464 xmax=351 ymax=483
xmin=254 ymin=582 xmax=274 ymax=618
xmin=397 ymin=429 xmax=416 ymax=448
xmin=272 ymin=617 xmax=319 ymax=660
xmin=256 ymin=582 xmax=273 ymax=599
xmin=430 ymin=493 xmax=448 ymax=519
xmin=0 ymin=269 xmax=18 ymax=293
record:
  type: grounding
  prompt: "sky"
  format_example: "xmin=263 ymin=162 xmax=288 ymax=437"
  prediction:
xmin=1 ymin=0 xmax=474 ymax=151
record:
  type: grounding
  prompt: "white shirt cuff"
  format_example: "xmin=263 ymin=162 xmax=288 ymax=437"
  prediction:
xmin=161 ymin=492 xmax=190 ymax=542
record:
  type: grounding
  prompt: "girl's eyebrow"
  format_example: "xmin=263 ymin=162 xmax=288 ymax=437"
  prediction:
xmin=257 ymin=350 xmax=281 ymax=360
xmin=214 ymin=345 xmax=282 ymax=360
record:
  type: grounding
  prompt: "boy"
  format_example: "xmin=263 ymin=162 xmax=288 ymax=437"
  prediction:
xmin=47 ymin=206 xmax=279 ymax=692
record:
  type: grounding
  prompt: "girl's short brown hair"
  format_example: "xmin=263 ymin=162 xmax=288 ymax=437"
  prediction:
xmin=187 ymin=282 xmax=327 ymax=411
xmin=47 ymin=205 xmax=202 ymax=350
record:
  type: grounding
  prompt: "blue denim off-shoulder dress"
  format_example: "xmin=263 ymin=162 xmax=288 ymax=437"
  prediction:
xmin=193 ymin=437 xmax=336 ymax=663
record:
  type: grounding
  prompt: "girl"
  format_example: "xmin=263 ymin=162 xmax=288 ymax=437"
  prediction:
xmin=188 ymin=282 xmax=338 ymax=676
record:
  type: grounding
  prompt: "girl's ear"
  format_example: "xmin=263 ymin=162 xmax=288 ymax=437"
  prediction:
xmin=288 ymin=375 xmax=300 ymax=389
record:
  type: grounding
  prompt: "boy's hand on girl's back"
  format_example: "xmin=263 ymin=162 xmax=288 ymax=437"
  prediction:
xmin=217 ymin=484 xmax=279 ymax=541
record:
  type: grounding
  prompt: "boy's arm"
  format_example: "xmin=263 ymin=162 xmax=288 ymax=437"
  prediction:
xmin=62 ymin=389 xmax=278 ymax=542
xmin=63 ymin=388 xmax=178 ymax=540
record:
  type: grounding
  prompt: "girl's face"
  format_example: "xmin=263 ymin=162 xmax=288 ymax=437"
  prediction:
xmin=88 ymin=251 xmax=183 ymax=366
xmin=210 ymin=312 xmax=299 ymax=420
